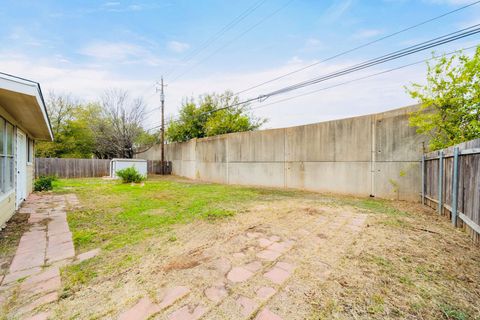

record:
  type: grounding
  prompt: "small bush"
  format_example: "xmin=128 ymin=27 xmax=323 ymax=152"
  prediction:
xmin=116 ymin=167 xmax=145 ymax=183
xmin=34 ymin=175 xmax=56 ymax=191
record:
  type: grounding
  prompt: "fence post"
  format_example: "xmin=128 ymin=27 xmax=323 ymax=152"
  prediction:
xmin=421 ymin=154 xmax=425 ymax=205
xmin=438 ymin=150 xmax=444 ymax=215
xmin=451 ymin=146 xmax=459 ymax=226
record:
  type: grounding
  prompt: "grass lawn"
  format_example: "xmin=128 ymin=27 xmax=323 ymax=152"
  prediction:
xmin=2 ymin=176 xmax=479 ymax=319
xmin=53 ymin=176 xmax=409 ymax=251
xmin=53 ymin=176 xmax=262 ymax=251
xmin=52 ymin=176 xmax=313 ymax=300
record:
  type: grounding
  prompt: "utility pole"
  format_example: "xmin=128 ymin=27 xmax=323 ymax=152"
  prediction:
xmin=156 ymin=77 xmax=166 ymax=174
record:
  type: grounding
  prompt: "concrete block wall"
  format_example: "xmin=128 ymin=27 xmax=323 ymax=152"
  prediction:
xmin=138 ymin=105 xmax=426 ymax=201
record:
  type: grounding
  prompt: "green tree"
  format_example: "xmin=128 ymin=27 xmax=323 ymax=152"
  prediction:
xmin=166 ymin=91 xmax=266 ymax=142
xmin=406 ymin=46 xmax=480 ymax=151
xmin=36 ymin=91 xmax=157 ymax=159
xmin=36 ymin=93 xmax=96 ymax=158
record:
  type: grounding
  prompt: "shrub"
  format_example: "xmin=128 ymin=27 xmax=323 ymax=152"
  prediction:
xmin=116 ymin=167 xmax=145 ymax=183
xmin=34 ymin=175 xmax=56 ymax=191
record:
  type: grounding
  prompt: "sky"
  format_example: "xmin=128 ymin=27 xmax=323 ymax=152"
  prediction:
xmin=1 ymin=0 xmax=479 ymax=130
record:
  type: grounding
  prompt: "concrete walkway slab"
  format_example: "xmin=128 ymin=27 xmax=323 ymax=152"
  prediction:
xmin=1 ymin=194 xmax=81 ymax=319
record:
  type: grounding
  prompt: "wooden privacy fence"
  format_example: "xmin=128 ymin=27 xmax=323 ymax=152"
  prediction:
xmin=422 ymin=138 xmax=480 ymax=243
xmin=35 ymin=158 xmax=111 ymax=178
xmin=35 ymin=158 xmax=172 ymax=178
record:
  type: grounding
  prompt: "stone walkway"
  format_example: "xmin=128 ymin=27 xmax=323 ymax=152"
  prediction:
xmin=0 ymin=193 xmax=99 ymax=319
xmin=1 ymin=194 xmax=367 ymax=319
xmin=117 ymin=210 xmax=367 ymax=320
xmin=117 ymin=233 xmax=298 ymax=320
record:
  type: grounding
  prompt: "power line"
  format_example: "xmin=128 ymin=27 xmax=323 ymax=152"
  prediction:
xmin=261 ymin=24 xmax=480 ymax=98
xmin=169 ymin=0 xmax=295 ymax=83
xmin=146 ymin=34 xmax=479 ymax=132
xmin=248 ymin=44 xmax=479 ymax=112
xmin=136 ymin=83 xmax=157 ymax=102
xmin=236 ymin=0 xmax=480 ymax=95
xmin=201 ymin=24 xmax=480 ymax=108
xmin=144 ymin=109 xmax=158 ymax=116
xmin=145 ymin=45 xmax=460 ymax=132
xmin=144 ymin=0 xmax=480 ymax=128
xmin=139 ymin=92 xmax=160 ymax=120
xmin=165 ymin=0 xmax=267 ymax=78
xmin=144 ymin=26 xmax=480 ymax=132
xmin=144 ymin=107 xmax=160 ymax=116
xmin=141 ymin=0 xmax=269 ymax=113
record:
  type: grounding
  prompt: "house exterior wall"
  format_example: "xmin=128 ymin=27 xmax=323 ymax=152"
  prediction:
xmin=27 ymin=162 xmax=34 ymax=194
xmin=0 ymin=191 xmax=15 ymax=227
xmin=0 ymin=104 xmax=37 ymax=228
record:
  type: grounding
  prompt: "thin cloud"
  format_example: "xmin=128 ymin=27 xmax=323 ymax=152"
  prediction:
xmin=128 ymin=4 xmax=142 ymax=11
xmin=101 ymin=2 xmax=144 ymax=12
xmin=423 ymin=0 xmax=473 ymax=4
xmin=322 ymin=0 xmax=354 ymax=23
xmin=81 ymin=42 xmax=144 ymax=60
xmin=458 ymin=17 xmax=480 ymax=28
xmin=167 ymin=41 xmax=190 ymax=53
xmin=8 ymin=27 xmax=46 ymax=47
xmin=103 ymin=1 xmax=120 ymax=7
xmin=80 ymin=41 xmax=162 ymax=66
xmin=353 ymin=29 xmax=384 ymax=39
xmin=0 ymin=49 xmax=422 ymax=130
xmin=299 ymin=37 xmax=324 ymax=53
xmin=287 ymin=56 xmax=304 ymax=65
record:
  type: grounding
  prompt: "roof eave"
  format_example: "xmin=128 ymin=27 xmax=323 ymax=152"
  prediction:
xmin=0 ymin=72 xmax=54 ymax=141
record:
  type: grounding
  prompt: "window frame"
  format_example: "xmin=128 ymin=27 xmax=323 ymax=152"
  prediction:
xmin=27 ymin=137 xmax=34 ymax=165
xmin=0 ymin=116 xmax=15 ymax=197
xmin=0 ymin=117 xmax=4 ymax=196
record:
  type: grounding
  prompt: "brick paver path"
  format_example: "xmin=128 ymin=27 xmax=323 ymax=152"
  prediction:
xmin=2 ymin=194 xmax=367 ymax=319
xmin=115 ymin=211 xmax=367 ymax=320
xmin=0 ymin=193 xmax=99 ymax=319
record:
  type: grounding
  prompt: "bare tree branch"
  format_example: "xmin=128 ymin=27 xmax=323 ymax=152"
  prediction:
xmin=92 ymin=89 xmax=147 ymax=158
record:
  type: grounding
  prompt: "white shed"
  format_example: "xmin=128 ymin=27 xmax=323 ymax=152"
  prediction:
xmin=110 ymin=159 xmax=148 ymax=179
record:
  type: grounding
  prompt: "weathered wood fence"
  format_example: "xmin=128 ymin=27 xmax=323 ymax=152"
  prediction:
xmin=422 ymin=138 xmax=480 ymax=243
xmin=35 ymin=158 xmax=172 ymax=178
xmin=35 ymin=158 xmax=110 ymax=178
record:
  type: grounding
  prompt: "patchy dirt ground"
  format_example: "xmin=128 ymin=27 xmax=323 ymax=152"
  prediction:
xmin=1 ymin=178 xmax=480 ymax=320
xmin=0 ymin=212 xmax=30 ymax=280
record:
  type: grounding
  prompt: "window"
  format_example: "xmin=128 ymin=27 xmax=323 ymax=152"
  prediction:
xmin=27 ymin=137 xmax=33 ymax=163
xmin=0 ymin=118 xmax=4 ymax=194
xmin=0 ymin=117 xmax=14 ymax=195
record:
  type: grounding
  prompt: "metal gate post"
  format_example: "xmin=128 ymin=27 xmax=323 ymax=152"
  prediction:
xmin=421 ymin=155 xmax=425 ymax=205
xmin=438 ymin=150 xmax=444 ymax=215
xmin=451 ymin=147 xmax=459 ymax=226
